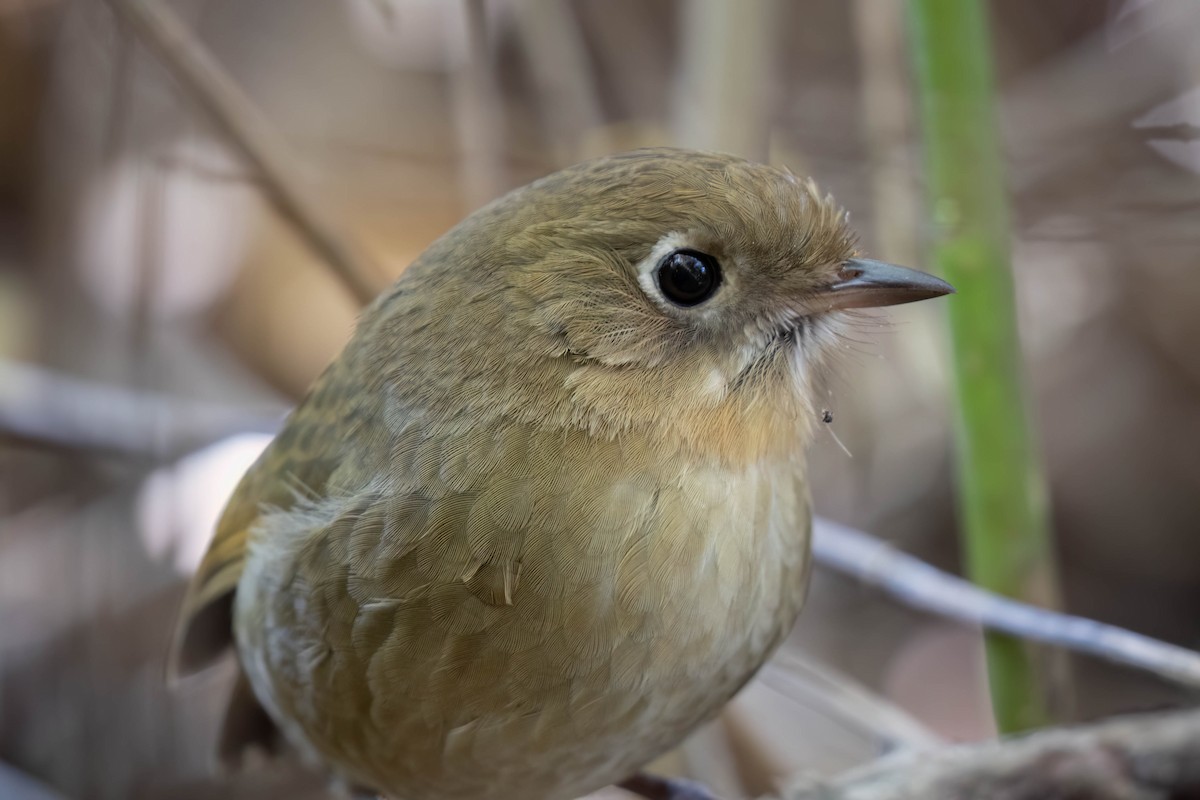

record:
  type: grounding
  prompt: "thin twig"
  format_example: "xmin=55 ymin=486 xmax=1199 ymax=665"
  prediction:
xmin=813 ymin=517 xmax=1200 ymax=689
xmin=99 ymin=0 xmax=386 ymax=305
xmin=782 ymin=706 xmax=1200 ymax=800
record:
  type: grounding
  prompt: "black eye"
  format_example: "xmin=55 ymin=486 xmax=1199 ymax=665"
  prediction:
xmin=655 ymin=249 xmax=722 ymax=307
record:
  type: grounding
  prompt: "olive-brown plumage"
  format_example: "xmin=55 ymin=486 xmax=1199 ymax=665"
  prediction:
xmin=173 ymin=148 xmax=951 ymax=800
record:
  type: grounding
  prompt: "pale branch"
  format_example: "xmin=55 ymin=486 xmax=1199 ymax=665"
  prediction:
xmin=781 ymin=706 xmax=1200 ymax=800
xmin=812 ymin=517 xmax=1200 ymax=689
xmin=0 ymin=762 xmax=67 ymax=800
xmin=0 ymin=359 xmax=283 ymax=459
xmin=99 ymin=0 xmax=387 ymax=305
xmin=4 ymin=359 xmax=1200 ymax=691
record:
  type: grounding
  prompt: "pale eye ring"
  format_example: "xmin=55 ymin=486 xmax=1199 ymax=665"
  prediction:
xmin=655 ymin=249 xmax=722 ymax=307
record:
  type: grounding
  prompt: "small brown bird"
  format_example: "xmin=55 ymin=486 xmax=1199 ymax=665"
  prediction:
xmin=172 ymin=148 xmax=952 ymax=800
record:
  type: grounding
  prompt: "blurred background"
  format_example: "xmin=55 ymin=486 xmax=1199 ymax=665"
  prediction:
xmin=2 ymin=0 xmax=1199 ymax=798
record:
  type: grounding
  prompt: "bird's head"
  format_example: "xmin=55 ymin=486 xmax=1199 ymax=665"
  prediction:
xmin=382 ymin=148 xmax=952 ymax=463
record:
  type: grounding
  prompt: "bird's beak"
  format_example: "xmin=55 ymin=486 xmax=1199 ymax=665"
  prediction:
xmin=815 ymin=258 xmax=955 ymax=311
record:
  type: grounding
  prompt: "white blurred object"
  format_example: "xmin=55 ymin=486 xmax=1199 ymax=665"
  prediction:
xmin=76 ymin=138 xmax=257 ymax=321
xmin=137 ymin=432 xmax=273 ymax=574
xmin=1135 ymin=87 xmax=1200 ymax=175
xmin=1113 ymin=0 xmax=1200 ymax=175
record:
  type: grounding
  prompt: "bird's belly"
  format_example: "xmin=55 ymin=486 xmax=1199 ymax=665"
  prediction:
xmin=235 ymin=459 xmax=811 ymax=800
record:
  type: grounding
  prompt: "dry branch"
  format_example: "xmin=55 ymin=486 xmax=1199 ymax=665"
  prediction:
xmin=0 ymin=359 xmax=283 ymax=458
xmin=782 ymin=706 xmax=1200 ymax=800
xmin=813 ymin=518 xmax=1200 ymax=690
xmin=100 ymin=0 xmax=386 ymax=305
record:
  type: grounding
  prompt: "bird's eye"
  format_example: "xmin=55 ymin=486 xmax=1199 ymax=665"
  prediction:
xmin=655 ymin=249 xmax=721 ymax=307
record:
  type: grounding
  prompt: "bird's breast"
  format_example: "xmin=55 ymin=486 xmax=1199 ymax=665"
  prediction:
xmin=235 ymin=422 xmax=812 ymax=800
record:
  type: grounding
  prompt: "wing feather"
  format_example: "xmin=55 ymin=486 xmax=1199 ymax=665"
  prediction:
xmin=168 ymin=366 xmax=348 ymax=678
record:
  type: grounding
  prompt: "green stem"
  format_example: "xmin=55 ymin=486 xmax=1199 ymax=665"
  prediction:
xmin=907 ymin=0 xmax=1060 ymax=732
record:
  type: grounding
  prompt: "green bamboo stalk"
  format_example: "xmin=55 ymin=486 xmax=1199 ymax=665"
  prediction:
xmin=907 ymin=0 xmax=1060 ymax=731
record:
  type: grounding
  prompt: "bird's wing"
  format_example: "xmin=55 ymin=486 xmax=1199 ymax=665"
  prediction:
xmin=168 ymin=355 xmax=353 ymax=680
xmin=168 ymin=427 xmax=340 ymax=678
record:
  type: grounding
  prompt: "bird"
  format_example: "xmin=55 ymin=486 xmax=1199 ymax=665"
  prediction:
xmin=170 ymin=147 xmax=953 ymax=800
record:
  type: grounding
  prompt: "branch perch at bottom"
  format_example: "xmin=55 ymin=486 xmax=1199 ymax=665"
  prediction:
xmin=782 ymin=706 xmax=1200 ymax=800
